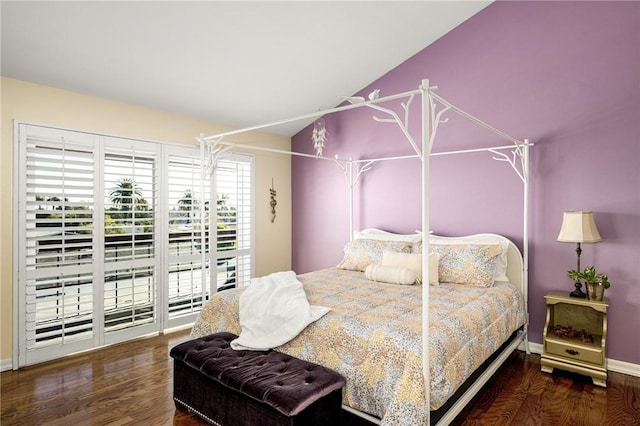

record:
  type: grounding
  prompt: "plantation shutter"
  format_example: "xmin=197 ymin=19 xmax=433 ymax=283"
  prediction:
xmin=165 ymin=146 xmax=210 ymax=327
xmin=16 ymin=123 xmax=255 ymax=367
xmin=215 ymin=154 xmax=254 ymax=289
xmin=20 ymin=125 xmax=97 ymax=364
xmin=102 ymin=137 xmax=160 ymax=343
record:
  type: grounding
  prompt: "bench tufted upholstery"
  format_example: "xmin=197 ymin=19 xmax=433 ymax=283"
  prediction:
xmin=170 ymin=332 xmax=346 ymax=425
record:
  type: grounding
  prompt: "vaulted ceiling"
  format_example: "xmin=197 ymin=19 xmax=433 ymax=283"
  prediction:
xmin=1 ymin=1 xmax=490 ymax=136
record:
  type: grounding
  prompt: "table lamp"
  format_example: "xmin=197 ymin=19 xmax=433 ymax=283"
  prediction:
xmin=557 ymin=211 xmax=602 ymax=298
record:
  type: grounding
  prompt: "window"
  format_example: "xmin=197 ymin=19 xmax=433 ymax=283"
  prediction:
xmin=165 ymin=147 xmax=210 ymax=328
xmin=15 ymin=123 xmax=254 ymax=366
xmin=102 ymin=138 xmax=160 ymax=343
xmin=20 ymin=127 xmax=97 ymax=362
xmin=214 ymin=154 xmax=254 ymax=290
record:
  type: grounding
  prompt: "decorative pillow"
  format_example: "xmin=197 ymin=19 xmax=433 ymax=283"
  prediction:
xmin=364 ymin=264 xmax=418 ymax=285
xmin=337 ymin=239 xmax=413 ymax=272
xmin=414 ymin=235 xmax=511 ymax=283
xmin=382 ymin=251 xmax=421 ymax=273
xmin=430 ymin=243 xmax=503 ymax=287
xmin=381 ymin=251 xmax=439 ymax=285
xmin=354 ymin=228 xmax=422 ymax=243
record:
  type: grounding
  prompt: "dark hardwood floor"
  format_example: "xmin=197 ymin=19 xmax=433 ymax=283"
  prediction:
xmin=1 ymin=328 xmax=638 ymax=425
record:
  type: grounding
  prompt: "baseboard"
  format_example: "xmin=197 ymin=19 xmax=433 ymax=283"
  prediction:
xmin=528 ymin=342 xmax=543 ymax=355
xmin=1 ymin=358 xmax=13 ymax=372
xmin=527 ymin=341 xmax=639 ymax=378
xmin=607 ymin=359 xmax=640 ymax=377
xmin=3 ymin=342 xmax=638 ymax=378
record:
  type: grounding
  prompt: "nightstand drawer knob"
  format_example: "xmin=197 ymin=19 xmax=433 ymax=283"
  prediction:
xmin=565 ymin=349 xmax=580 ymax=356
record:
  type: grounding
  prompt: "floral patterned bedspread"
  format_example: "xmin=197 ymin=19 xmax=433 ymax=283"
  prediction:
xmin=191 ymin=268 xmax=526 ymax=426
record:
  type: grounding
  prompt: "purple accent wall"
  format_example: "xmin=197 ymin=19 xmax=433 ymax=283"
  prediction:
xmin=292 ymin=1 xmax=640 ymax=365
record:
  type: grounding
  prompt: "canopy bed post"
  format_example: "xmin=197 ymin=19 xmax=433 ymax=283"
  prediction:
xmin=200 ymin=137 xmax=221 ymax=295
xmin=421 ymin=78 xmax=432 ymax=413
xmin=199 ymin=138 xmax=210 ymax=299
xmin=349 ymin=161 xmax=353 ymax=241
xmin=335 ymin=158 xmax=375 ymax=241
xmin=487 ymin=139 xmax=532 ymax=354
xmin=348 ymin=160 xmax=355 ymax=241
xmin=522 ymin=140 xmax=531 ymax=353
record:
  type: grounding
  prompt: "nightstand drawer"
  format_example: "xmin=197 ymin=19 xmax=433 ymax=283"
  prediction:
xmin=546 ymin=339 xmax=603 ymax=365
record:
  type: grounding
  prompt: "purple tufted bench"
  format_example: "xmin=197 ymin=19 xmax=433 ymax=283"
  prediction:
xmin=170 ymin=332 xmax=346 ymax=426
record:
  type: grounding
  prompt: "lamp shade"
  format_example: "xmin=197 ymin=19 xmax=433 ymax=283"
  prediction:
xmin=557 ymin=211 xmax=602 ymax=243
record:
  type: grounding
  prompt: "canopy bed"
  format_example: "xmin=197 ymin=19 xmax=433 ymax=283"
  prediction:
xmin=191 ymin=79 xmax=532 ymax=425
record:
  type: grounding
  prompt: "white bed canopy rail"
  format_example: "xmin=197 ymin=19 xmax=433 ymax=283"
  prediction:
xmin=198 ymin=78 xmax=532 ymax=425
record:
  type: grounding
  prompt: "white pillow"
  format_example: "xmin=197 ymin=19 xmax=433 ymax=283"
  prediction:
xmin=364 ymin=264 xmax=418 ymax=285
xmin=354 ymin=228 xmax=422 ymax=243
xmin=381 ymin=251 xmax=439 ymax=285
xmin=428 ymin=252 xmax=440 ymax=285
xmin=428 ymin=235 xmax=510 ymax=282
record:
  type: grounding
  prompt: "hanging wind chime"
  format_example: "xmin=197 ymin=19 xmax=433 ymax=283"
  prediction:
xmin=312 ymin=117 xmax=327 ymax=157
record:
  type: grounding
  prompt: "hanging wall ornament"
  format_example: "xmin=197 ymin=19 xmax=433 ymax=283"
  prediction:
xmin=269 ymin=178 xmax=277 ymax=223
xmin=312 ymin=117 xmax=327 ymax=156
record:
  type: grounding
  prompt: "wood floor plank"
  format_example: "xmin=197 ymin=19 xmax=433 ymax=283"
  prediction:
xmin=1 ymin=329 xmax=639 ymax=425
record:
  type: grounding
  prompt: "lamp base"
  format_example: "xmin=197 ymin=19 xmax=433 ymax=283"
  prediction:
xmin=570 ymin=281 xmax=587 ymax=298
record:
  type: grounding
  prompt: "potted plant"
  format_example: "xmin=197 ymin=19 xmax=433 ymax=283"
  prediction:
xmin=567 ymin=265 xmax=611 ymax=301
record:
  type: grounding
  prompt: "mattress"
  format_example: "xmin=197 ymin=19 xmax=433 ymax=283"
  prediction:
xmin=191 ymin=268 xmax=526 ymax=426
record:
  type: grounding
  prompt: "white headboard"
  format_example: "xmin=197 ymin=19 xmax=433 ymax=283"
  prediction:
xmin=354 ymin=228 xmax=525 ymax=294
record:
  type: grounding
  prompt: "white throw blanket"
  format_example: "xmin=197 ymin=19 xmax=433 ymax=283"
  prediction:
xmin=230 ymin=271 xmax=330 ymax=351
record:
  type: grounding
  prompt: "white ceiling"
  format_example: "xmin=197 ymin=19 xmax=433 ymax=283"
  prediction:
xmin=1 ymin=1 xmax=490 ymax=136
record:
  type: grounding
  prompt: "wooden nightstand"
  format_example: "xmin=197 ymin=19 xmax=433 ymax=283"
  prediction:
xmin=541 ymin=291 xmax=608 ymax=387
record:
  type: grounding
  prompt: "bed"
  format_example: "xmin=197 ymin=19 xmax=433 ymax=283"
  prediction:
xmin=196 ymin=78 xmax=531 ymax=425
xmin=191 ymin=232 xmax=527 ymax=425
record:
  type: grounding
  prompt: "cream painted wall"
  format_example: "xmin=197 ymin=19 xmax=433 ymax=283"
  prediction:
xmin=0 ymin=77 xmax=292 ymax=365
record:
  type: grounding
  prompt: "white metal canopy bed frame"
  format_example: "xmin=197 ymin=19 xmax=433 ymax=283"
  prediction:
xmin=198 ymin=78 xmax=532 ymax=425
